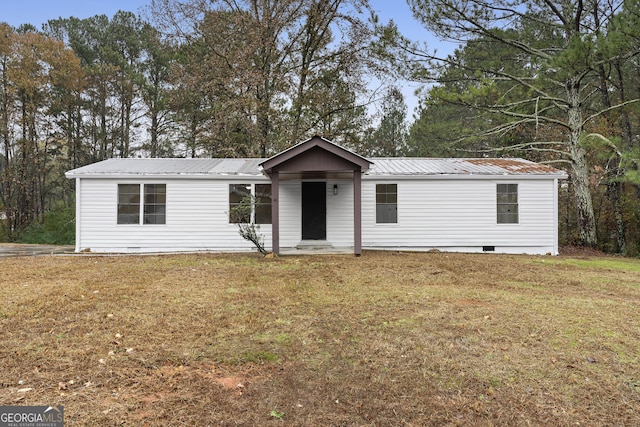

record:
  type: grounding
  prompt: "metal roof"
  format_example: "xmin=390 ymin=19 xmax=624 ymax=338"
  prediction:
xmin=368 ymin=158 xmax=566 ymax=176
xmin=66 ymin=157 xmax=567 ymax=178
xmin=65 ymin=158 xmax=266 ymax=177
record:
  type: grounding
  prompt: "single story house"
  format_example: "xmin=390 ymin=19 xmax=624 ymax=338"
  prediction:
xmin=65 ymin=136 xmax=567 ymax=255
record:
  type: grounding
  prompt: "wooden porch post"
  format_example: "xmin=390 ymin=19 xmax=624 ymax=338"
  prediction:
xmin=354 ymin=171 xmax=362 ymax=256
xmin=271 ymin=171 xmax=280 ymax=255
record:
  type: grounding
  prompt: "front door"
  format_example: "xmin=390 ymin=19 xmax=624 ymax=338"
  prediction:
xmin=302 ymin=182 xmax=326 ymax=240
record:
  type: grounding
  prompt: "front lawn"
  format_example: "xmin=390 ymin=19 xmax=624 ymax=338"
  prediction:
xmin=1 ymin=251 xmax=639 ymax=425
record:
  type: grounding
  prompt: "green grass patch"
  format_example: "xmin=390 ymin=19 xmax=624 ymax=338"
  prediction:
xmin=549 ymin=257 xmax=640 ymax=272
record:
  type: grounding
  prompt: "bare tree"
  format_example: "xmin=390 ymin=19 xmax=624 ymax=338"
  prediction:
xmin=149 ymin=0 xmax=375 ymax=156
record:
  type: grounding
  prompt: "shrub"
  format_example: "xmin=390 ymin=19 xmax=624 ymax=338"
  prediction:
xmin=17 ymin=204 xmax=75 ymax=245
xmin=230 ymin=195 xmax=268 ymax=255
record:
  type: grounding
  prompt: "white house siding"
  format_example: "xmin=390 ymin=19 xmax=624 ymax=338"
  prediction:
xmin=361 ymin=177 xmax=558 ymax=255
xmin=326 ymin=180 xmax=354 ymax=247
xmin=76 ymin=178 xmax=271 ymax=253
xmin=278 ymin=181 xmax=301 ymax=248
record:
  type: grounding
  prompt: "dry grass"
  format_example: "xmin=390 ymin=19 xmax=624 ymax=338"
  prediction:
xmin=1 ymin=251 xmax=640 ymax=426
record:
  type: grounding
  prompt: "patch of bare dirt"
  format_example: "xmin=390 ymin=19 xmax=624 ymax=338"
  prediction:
xmin=559 ymin=244 xmax=607 ymax=257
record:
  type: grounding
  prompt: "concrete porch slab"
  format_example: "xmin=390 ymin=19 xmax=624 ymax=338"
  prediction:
xmin=279 ymin=246 xmax=355 ymax=255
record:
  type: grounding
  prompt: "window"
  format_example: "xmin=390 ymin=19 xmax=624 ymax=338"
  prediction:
xmin=144 ymin=184 xmax=166 ymax=224
xmin=229 ymin=184 xmax=271 ymax=224
xmin=254 ymin=184 xmax=272 ymax=224
xmin=376 ymin=183 xmax=397 ymax=224
xmin=229 ymin=184 xmax=251 ymax=223
xmin=117 ymin=184 xmax=166 ymax=225
xmin=117 ymin=184 xmax=140 ymax=224
xmin=497 ymin=183 xmax=518 ymax=224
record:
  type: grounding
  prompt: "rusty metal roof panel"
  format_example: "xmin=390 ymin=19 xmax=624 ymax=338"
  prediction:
xmin=368 ymin=158 xmax=566 ymax=176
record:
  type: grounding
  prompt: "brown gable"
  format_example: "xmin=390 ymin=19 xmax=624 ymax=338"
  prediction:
xmin=260 ymin=136 xmax=372 ymax=174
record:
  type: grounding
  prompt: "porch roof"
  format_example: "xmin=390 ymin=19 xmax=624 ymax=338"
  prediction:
xmin=260 ymin=136 xmax=372 ymax=175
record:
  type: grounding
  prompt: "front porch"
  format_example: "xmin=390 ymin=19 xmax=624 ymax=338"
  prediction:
xmin=260 ymin=136 xmax=372 ymax=256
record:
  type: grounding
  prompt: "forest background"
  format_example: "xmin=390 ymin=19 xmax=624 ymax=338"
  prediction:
xmin=1 ymin=0 xmax=639 ymax=254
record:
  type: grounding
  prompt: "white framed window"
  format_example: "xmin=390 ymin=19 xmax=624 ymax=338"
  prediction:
xmin=143 ymin=184 xmax=167 ymax=224
xmin=229 ymin=184 xmax=272 ymax=224
xmin=376 ymin=183 xmax=397 ymax=224
xmin=229 ymin=184 xmax=251 ymax=224
xmin=497 ymin=183 xmax=518 ymax=224
xmin=117 ymin=184 xmax=166 ymax=225
xmin=117 ymin=184 xmax=140 ymax=224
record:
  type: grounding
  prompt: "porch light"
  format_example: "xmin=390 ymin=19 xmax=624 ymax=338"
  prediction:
xmin=333 ymin=184 xmax=338 ymax=195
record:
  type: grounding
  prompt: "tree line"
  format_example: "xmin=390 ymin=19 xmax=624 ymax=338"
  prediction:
xmin=1 ymin=0 xmax=639 ymax=255
xmin=0 ymin=1 xmax=404 ymax=240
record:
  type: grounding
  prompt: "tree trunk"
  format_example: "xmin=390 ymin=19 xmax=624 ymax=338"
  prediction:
xmin=567 ymin=81 xmax=597 ymax=247
xmin=596 ymin=56 xmax=627 ymax=253
xmin=606 ymin=179 xmax=627 ymax=254
xmin=150 ymin=107 xmax=159 ymax=158
xmin=0 ymin=55 xmax=12 ymax=239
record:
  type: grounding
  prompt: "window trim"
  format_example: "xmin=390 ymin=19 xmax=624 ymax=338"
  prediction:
xmin=496 ymin=183 xmax=519 ymax=225
xmin=117 ymin=183 xmax=167 ymax=226
xmin=375 ymin=183 xmax=398 ymax=225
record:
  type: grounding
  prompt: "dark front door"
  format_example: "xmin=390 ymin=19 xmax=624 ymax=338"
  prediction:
xmin=302 ymin=182 xmax=326 ymax=240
